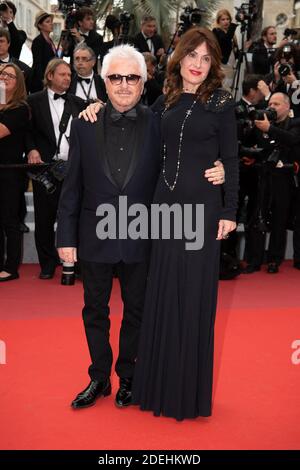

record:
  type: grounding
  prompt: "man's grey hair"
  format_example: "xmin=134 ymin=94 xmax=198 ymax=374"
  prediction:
xmin=73 ymin=43 xmax=96 ymax=61
xmin=101 ymin=44 xmax=147 ymax=83
xmin=271 ymin=92 xmax=291 ymax=107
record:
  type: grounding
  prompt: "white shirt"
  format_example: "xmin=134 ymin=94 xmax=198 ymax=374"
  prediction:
xmin=47 ymin=88 xmax=71 ymax=161
xmin=142 ymin=32 xmax=154 ymax=54
xmin=75 ymin=73 xmax=97 ymax=101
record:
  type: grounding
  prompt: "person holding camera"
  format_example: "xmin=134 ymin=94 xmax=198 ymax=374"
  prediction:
xmin=133 ymin=15 xmax=165 ymax=61
xmin=0 ymin=1 xmax=26 ymax=59
xmin=251 ymin=26 xmax=281 ymax=76
xmin=244 ymin=92 xmax=300 ymax=274
xmin=0 ymin=62 xmax=30 ymax=282
xmin=26 ymin=59 xmax=85 ymax=282
xmin=271 ymin=44 xmax=300 ymax=118
xmin=69 ymin=44 xmax=107 ymax=103
xmin=66 ymin=7 xmax=103 ymax=73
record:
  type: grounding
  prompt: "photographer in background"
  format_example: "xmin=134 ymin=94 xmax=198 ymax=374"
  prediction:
xmin=244 ymin=93 xmax=300 ymax=274
xmin=0 ymin=1 xmax=26 ymax=59
xmin=26 ymin=59 xmax=85 ymax=282
xmin=65 ymin=7 xmax=103 ymax=73
xmin=69 ymin=44 xmax=106 ymax=103
xmin=212 ymin=9 xmax=238 ymax=66
xmin=133 ymin=15 xmax=165 ymax=61
xmin=0 ymin=29 xmax=32 ymax=92
xmin=251 ymin=26 xmax=281 ymax=76
xmin=271 ymin=43 xmax=300 ymax=117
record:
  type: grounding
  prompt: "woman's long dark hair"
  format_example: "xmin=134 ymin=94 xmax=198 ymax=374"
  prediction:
xmin=165 ymin=27 xmax=224 ymax=107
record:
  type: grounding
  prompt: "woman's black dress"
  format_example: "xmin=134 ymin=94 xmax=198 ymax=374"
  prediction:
xmin=132 ymin=89 xmax=239 ymax=420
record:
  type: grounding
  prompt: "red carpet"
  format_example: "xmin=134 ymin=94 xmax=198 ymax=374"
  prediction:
xmin=0 ymin=263 xmax=300 ymax=450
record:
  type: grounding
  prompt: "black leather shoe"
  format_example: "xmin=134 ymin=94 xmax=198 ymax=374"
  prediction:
xmin=71 ymin=379 xmax=111 ymax=409
xmin=242 ymin=264 xmax=261 ymax=274
xmin=267 ymin=263 xmax=279 ymax=274
xmin=115 ymin=378 xmax=133 ymax=408
xmin=0 ymin=272 xmax=19 ymax=282
xmin=293 ymin=261 xmax=300 ymax=270
xmin=19 ymin=222 xmax=30 ymax=233
xmin=39 ymin=271 xmax=54 ymax=280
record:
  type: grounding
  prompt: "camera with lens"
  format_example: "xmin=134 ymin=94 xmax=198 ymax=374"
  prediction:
xmin=248 ymin=107 xmax=277 ymax=122
xmin=235 ymin=1 xmax=257 ymax=23
xmin=28 ymin=160 xmax=68 ymax=195
xmin=118 ymin=10 xmax=134 ymax=40
xmin=178 ymin=6 xmax=204 ymax=36
xmin=58 ymin=0 xmax=95 ymax=46
xmin=0 ymin=2 xmax=8 ymax=13
xmin=278 ymin=62 xmax=293 ymax=77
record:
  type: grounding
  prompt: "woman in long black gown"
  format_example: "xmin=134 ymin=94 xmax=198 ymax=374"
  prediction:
xmin=132 ymin=27 xmax=239 ymax=420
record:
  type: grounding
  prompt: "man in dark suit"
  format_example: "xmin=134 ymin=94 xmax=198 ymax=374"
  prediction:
xmin=66 ymin=6 xmax=103 ymax=73
xmin=0 ymin=28 xmax=32 ymax=92
xmin=26 ymin=59 xmax=85 ymax=280
xmin=0 ymin=1 xmax=26 ymax=59
xmin=133 ymin=14 xmax=165 ymax=61
xmin=56 ymin=44 xmax=225 ymax=411
xmin=69 ymin=43 xmax=107 ymax=103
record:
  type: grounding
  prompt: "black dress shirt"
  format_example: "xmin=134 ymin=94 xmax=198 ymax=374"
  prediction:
xmin=105 ymin=104 xmax=137 ymax=188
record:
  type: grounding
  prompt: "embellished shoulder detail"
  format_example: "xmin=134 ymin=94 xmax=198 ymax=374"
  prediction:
xmin=204 ymin=88 xmax=234 ymax=113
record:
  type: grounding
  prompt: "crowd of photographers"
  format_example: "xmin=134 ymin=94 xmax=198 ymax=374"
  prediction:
xmin=0 ymin=1 xmax=300 ymax=283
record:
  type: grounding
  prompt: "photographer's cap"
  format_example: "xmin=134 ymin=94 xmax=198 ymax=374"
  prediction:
xmin=34 ymin=10 xmax=53 ymax=29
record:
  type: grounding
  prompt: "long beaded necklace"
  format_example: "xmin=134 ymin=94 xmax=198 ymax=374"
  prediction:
xmin=162 ymin=97 xmax=197 ymax=191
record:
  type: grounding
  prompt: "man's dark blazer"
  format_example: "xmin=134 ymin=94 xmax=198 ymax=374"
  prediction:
xmin=7 ymin=22 xmax=26 ymax=59
xmin=26 ymin=89 xmax=86 ymax=162
xmin=56 ymin=104 xmax=161 ymax=263
xmin=133 ymin=32 xmax=164 ymax=57
xmin=68 ymin=73 xmax=107 ymax=102
xmin=5 ymin=55 xmax=32 ymax=93
xmin=252 ymin=41 xmax=276 ymax=76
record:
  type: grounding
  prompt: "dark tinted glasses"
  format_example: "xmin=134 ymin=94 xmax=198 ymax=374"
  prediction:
xmin=106 ymin=74 xmax=141 ymax=85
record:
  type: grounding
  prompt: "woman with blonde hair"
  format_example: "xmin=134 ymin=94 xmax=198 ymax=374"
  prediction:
xmin=0 ymin=63 xmax=30 ymax=281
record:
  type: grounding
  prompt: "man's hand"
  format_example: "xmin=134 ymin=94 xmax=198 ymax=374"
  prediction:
xmin=216 ymin=220 xmax=236 ymax=240
xmin=254 ymin=114 xmax=271 ymax=133
xmin=79 ymin=101 xmax=103 ymax=122
xmin=204 ymin=160 xmax=225 ymax=185
xmin=257 ymin=80 xmax=271 ymax=98
xmin=283 ymin=72 xmax=297 ymax=85
xmin=156 ymin=48 xmax=165 ymax=57
xmin=70 ymin=28 xmax=82 ymax=43
xmin=27 ymin=149 xmax=43 ymax=164
xmin=241 ymin=156 xmax=255 ymax=166
xmin=58 ymin=247 xmax=77 ymax=263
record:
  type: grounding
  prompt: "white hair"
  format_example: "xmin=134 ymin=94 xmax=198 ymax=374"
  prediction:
xmin=101 ymin=44 xmax=147 ymax=83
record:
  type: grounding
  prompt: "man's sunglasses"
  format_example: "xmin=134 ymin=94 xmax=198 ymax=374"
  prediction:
xmin=106 ymin=74 xmax=141 ymax=85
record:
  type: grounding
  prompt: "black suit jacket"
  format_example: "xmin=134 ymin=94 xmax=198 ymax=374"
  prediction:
xmin=5 ymin=56 xmax=32 ymax=93
xmin=252 ymin=41 xmax=276 ymax=76
xmin=26 ymin=89 xmax=86 ymax=163
xmin=133 ymin=32 xmax=164 ymax=58
xmin=56 ymin=104 xmax=161 ymax=263
xmin=8 ymin=22 xmax=27 ymax=59
xmin=31 ymin=34 xmax=57 ymax=92
xmin=69 ymin=73 xmax=107 ymax=102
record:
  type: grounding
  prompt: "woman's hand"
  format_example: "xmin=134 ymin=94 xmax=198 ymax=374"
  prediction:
xmin=204 ymin=160 xmax=225 ymax=185
xmin=216 ymin=219 xmax=236 ymax=240
xmin=79 ymin=101 xmax=104 ymax=122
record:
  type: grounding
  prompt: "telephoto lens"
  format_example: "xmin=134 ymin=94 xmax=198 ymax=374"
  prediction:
xmin=61 ymin=262 xmax=75 ymax=286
